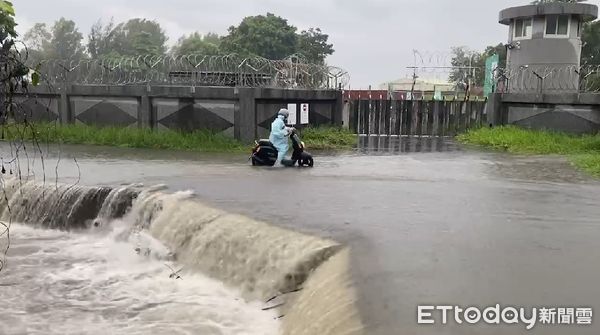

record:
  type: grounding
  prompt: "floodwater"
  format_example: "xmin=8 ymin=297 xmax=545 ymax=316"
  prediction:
xmin=0 ymin=223 xmax=279 ymax=335
xmin=1 ymin=136 xmax=600 ymax=335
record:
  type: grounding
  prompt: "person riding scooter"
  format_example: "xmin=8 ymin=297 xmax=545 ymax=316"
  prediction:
xmin=269 ymin=108 xmax=295 ymax=165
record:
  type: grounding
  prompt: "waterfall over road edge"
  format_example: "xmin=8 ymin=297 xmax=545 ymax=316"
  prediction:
xmin=0 ymin=177 xmax=365 ymax=334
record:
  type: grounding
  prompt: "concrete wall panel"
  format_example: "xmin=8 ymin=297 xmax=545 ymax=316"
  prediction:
xmin=70 ymin=96 xmax=139 ymax=127
xmin=14 ymin=95 xmax=60 ymax=123
xmin=17 ymin=85 xmax=343 ymax=142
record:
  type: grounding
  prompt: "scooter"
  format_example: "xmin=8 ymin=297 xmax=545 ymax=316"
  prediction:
xmin=251 ymin=129 xmax=314 ymax=167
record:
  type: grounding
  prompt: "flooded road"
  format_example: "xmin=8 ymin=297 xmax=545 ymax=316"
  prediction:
xmin=1 ymin=224 xmax=279 ymax=335
xmin=2 ymin=136 xmax=600 ymax=335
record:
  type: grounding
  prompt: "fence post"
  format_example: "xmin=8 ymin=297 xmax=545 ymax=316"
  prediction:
xmin=427 ymin=100 xmax=435 ymax=136
xmin=59 ymin=83 xmax=71 ymax=125
xmin=433 ymin=100 xmax=441 ymax=136
xmin=395 ymin=100 xmax=402 ymax=136
xmin=404 ymin=99 xmax=409 ymax=136
xmin=366 ymin=99 xmax=372 ymax=137
xmin=375 ymin=100 xmax=382 ymax=135
xmin=350 ymin=100 xmax=358 ymax=133
xmin=385 ymin=99 xmax=392 ymax=136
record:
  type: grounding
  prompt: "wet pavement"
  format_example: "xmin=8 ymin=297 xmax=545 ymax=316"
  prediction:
xmin=3 ymin=137 xmax=600 ymax=335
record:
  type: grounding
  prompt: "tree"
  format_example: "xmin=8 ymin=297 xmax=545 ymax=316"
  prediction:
xmin=449 ymin=44 xmax=507 ymax=87
xmin=171 ymin=32 xmax=221 ymax=56
xmin=23 ymin=23 xmax=52 ymax=63
xmin=297 ymin=28 xmax=334 ymax=64
xmin=87 ymin=18 xmax=168 ymax=59
xmin=581 ymin=20 xmax=600 ymax=90
xmin=23 ymin=23 xmax=51 ymax=52
xmin=23 ymin=19 xmax=86 ymax=60
xmin=110 ymin=19 xmax=168 ymax=57
xmin=46 ymin=18 xmax=86 ymax=59
xmin=481 ymin=44 xmax=507 ymax=69
xmin=88 ymin=19 xmax=118 ymax=59
xmin=582 ymin=20 xmax=600 ymax=65
xmin=220 ymin=13 xmax=298 ymax=59
xmin=449 ymin=46 xmax=482 ymax=85
xmin=0 ymin=0 xmax=16 ymax=38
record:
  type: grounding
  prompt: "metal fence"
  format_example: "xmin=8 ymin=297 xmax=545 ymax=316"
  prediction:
xmin=350 ymin=99 xmax=488 ymax=137
xmin=29 ymin=54 xmax=349 ymax=89
xmin=495 ymin=65 xmax=600 ymax=94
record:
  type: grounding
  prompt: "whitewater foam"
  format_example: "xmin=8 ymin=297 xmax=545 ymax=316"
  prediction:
xmin=0 ymin=176 xmax=365 ymax=334
xmin=0 ymin=224 xmax=280 ymax=335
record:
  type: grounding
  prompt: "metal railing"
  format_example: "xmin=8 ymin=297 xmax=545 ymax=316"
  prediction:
xmin=29 ymin=54 xmax=349 ymax=89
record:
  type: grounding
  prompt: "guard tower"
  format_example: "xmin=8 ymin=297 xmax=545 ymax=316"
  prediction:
xmin=499 ymin=1 xmax=598 ymax=93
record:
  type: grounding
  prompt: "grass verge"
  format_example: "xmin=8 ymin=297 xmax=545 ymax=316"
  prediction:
xmin=0 ymin=123 xmax=357 ymax=152
xmin=2 ymin=123 xmax=247 ymax=152
xmin=300 ymin=126 xmax=358 ymax=150
xmin=457 ymin=126 xmax=600 ymax=176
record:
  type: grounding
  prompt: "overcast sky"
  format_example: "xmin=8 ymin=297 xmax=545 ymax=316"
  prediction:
xmin=12 ymin=0 xmax=600 ymax=88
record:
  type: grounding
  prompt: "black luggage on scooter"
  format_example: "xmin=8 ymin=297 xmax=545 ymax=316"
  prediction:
xmin=251 ymin=140 xmax=278 ymax=166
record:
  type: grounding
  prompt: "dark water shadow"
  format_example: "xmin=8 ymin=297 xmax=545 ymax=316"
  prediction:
xmin=356 ymin=135 xmax=461 ymax=155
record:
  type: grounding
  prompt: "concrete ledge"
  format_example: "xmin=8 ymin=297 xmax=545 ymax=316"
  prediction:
xmin=499 ymin=3 xmax=598 ymax=25
xmin=282 ymin=248 xmax=364 ymax=335
xmin=26 ymin=85 xmax=340 ymax=101
xmin=249 ymin=87 xmax=340 ymax=101
xmin=499 ymin=93 xmax=600 ymax=105
xmin=68 ymin=85 xmax=238 ymax=99
xmin=489 ymin=93 xmax=600 ymax=134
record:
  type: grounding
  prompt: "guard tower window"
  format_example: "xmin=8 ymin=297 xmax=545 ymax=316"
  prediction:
xmin=545 ymin=15 xmax=570 ymax=37
xmin=514 ymin=18 xmax=532 ymax=39
xmin=577 ymin=20 xmax=582 ymax=37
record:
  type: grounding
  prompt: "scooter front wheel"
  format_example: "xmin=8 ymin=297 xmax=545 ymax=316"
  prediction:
xmin=299 ymin=156 xmax=313 ymax=167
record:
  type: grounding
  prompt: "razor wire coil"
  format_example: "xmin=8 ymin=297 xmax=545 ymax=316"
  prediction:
xmin=28 ymin=54 xmax=349 ymax=90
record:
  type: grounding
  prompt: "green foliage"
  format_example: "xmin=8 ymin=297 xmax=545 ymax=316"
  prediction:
xmin=111 ymin=19 xmax=168 ymax=57
xmin=297 ymin=28 xmax=334 ymax=64
xmin=1 ymin=0 xmax=40 ymax=132
xmin=5 ymin=123 xmax=248 ymax=152
xmin=458 ymin=126 xmax=600 ymax=176
xmin=300 ymin=126 xmax=357 ymax=150
xmin=572 ymin=154 xmax=600 ymax=177
xmin=219 ymin=13 xmax=335 ymax=62
xmin=450 ymin=44 xmax=507 ymax=87
xmin=85 ymin=18 xmax=168 ymax=59
xmin=23 ymin=23 xmax=51 ymax=54
xmin=221 ymin=13 xmax=298 ymax=59
xmin=23 ymin=19 xmax=85 ymax=61
xmin=87 ymin=19 xmax=117 ymax=59
xmin=582 ymin=20 xmax=600 ymax=66
xmin=25 ymin=13 xmax=334 ymax=62
xmin=1 ymin=123 xmax=356 ymax=152
xmin=0 ymin=0 xmax=17 ymax=38
xmin=171 ymin=32 xmax=221 ymax=56
xmin=31 ymin=70 xmax=39 ymax=86
xmin=47 ymin=18 xmax=86 ymax=59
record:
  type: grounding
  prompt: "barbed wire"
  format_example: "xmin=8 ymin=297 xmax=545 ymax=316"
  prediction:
xmin=27 ymin=54 xmax=349 ymax=89
xmin=494 ymin=64 xmax=600 ymax=93
xmin=412 ymin=50 xmax=455 ymax=68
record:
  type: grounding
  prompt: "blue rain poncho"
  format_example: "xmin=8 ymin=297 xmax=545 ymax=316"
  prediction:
xmin=269 ymin=114 xmax=292 ymax=163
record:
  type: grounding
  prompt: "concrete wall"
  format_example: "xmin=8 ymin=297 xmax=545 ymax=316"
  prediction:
xmin=15 ymin=85 xmax=343 ymax=142
xmin=487 ymin=93 xmax=600 ymax=134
